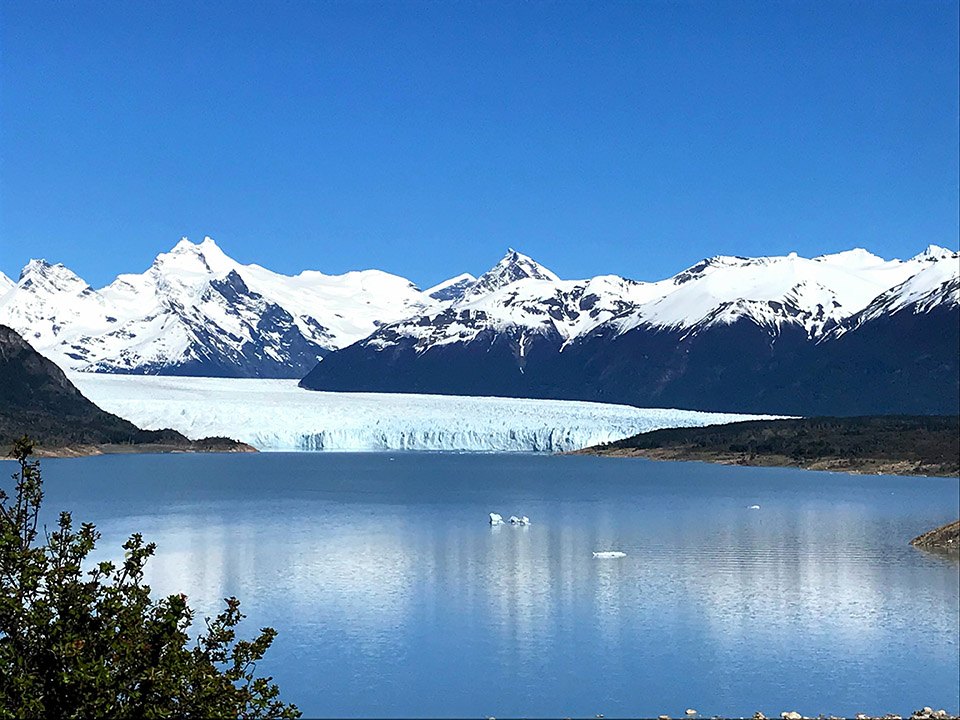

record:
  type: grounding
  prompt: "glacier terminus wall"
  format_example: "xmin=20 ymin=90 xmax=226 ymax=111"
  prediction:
xmin=68 ymin=374 xmax=776 ymax=453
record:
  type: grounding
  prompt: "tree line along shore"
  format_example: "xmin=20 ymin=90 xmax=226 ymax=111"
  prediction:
xmin=577 ymin=415 xmax=960 ymax=478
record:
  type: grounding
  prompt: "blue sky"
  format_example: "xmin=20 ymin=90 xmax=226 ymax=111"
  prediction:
xmin=1 ymin=0 xmax=957 ymax=289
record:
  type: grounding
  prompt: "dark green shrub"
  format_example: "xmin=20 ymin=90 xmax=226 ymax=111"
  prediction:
xmin=0 ymin=437 xmax=300 ymax=718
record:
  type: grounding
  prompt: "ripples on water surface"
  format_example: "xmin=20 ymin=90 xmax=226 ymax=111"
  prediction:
xmin=27 ymin=453 xmax=960 ymax=718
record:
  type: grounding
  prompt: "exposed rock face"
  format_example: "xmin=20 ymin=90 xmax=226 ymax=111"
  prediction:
xmin=0 ymin=323 xmax=140 ymax=444
xmin=0 ymin=324 xmax=251 ymax=453
xmin=910 ymin=520 xmax=960 ymax=550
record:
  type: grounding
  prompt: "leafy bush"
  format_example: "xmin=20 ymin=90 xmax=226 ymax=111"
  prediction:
xmin=0 ymin=437 xmax=300 ymax=718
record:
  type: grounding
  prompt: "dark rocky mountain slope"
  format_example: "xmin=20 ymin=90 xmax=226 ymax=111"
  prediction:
xmin=0 ymin=325 xmax=251 ymax=453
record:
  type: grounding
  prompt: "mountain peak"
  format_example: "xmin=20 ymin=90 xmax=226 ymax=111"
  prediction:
xmin=169 ymin=235 xmax=226 ymax=255
xmin=156 ymin=236 xmax=234 ymax=275
xmin=171 ymin=236 xmax=194 ymax=252
xmin=465 ymin=249 xmax=559 ymax=299
xmin=463 ymin=249 xmax=560 ymax=300
xmin=15 ymin=259 xmax=91 ymax=296
xmin=813 ymin=247 xmax=888 ymax=268
xmin=911 ymin=244 xmax=957 ymax=262
xmin=500 ymin=248 xmax=555 ymax=272
xmin=19 ymin=258 xmax=55 ymax=277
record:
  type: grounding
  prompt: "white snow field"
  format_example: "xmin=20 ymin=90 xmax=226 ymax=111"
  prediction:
xmin=68 ymin=374 xmax=776 ymax=453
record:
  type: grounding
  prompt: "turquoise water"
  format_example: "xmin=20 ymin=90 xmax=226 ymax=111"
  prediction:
xmin=22 ymin=453 xmax=960 ymax=717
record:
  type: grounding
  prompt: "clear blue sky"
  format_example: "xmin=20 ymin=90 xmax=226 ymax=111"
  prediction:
xmin=1 ymin=0 xmax=957 ymax=289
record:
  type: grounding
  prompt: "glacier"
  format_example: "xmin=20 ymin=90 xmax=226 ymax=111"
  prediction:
xmin=67 ymin=373 xmax=777 ymax=453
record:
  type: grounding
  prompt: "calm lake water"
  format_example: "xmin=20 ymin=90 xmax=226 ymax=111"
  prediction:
xmin=18 ymin=453 xmax=960 ymax=717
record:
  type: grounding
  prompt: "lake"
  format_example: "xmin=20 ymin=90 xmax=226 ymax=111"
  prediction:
xmin=20 ymin=452 xmax=960 ymax=718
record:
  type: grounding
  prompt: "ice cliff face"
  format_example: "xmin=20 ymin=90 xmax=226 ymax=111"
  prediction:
xmin=67 ymin=373 xmax=776 ymax=453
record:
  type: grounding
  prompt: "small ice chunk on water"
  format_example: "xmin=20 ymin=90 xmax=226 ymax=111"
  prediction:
xmin=593 ymin=551 xmax=626 ymax=558
xmin=509 ymin=515 xmax=531 ymax=525
xmin=489 ymin=513 xmax=504 ymax=525
xmin=747 ymin=504 xmax=761 ymax=510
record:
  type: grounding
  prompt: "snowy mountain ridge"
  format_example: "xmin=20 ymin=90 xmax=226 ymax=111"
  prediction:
xmin=828 ymin=257 xmax=960 ymax=339
xmin=0 ymin=237 xmax=436 ymax=376
xmin=1 ymin=238 xmax=957 ymax=381
xmin=349 ymin=245 xmax=959 ymax=359
xmin=300 ymin=244 xmax=959 ymax=415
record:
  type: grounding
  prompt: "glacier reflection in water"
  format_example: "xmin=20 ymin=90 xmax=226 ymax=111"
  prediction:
xmin=30 ymin=452 xmax=960 ymax=718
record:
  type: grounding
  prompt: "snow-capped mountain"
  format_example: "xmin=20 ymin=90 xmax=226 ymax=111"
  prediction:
xmin=303 ymin=245 xmax=955 ymax=359
xmin=309 ymin=246 xmax=947 ymax=364
xmin=3 ymin=236 xmax=957 ymax=412
xmin=610 ymin=248 xmax=922 ymax=338
xmin=363 ymin=257 xmax=657 ymax=362
xmin=0 ymin=237 xmax=434 ymax=377
xmin=301 ymin=245 xmax=960 ymax=415
xmin=828 ymin=252 xmax=960 ymax=337
xmin=462 ymin=248 xmax=560 ymax=299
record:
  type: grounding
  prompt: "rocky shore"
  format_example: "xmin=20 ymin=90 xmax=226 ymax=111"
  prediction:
xmin=29 ymin=436 xmax=258 ymax=458
xmin=576 ymin=445 xmax=959 ymax=478
xmin=910 ymin=519 xmax=960 ymax=550
xmin=645 ymin=707 xmax=957 ymax=720
xmin=574 ymin=416 xmax=960 ymax=478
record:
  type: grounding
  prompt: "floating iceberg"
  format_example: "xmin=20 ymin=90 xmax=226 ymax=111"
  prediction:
xmin=489 ymin=513 xmax=504 ymax=525
xmin=69 ymin=374 xmax=778 ymax=454
xmin=748 ymin=504 xmax=761 ymax=510
xmin=593 ymin=551 xmax=627 ymax=559
xmin=508 ymin=515 xmax=530 ymax=525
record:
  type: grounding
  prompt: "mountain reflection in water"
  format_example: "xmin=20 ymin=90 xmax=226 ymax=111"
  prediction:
xmin=31 ymin=452 xmax=960 ymax=718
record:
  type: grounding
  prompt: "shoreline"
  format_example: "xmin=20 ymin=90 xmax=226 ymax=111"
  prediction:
xmin=911 ymin=519 xmax=960 ymax=550
xmin=25 ymin=444 xmax=960 ymax=474
xmin=571 ymin=416 xmax=960 ymax=478
xmin=569 ymin=446 xmax=960 ymax=478
xmin=23 ymin=440 xmax=258 ymax=459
